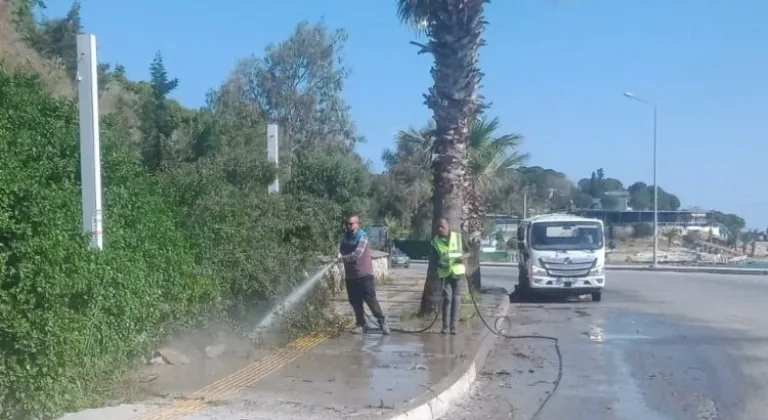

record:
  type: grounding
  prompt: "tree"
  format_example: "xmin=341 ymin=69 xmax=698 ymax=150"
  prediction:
xmin=633 ymin=222 xmax=653 ymax=238
xmin=228 ymin=20 xmax=358 ymax=156
xmin=378 ymin=117 xmax=526 ymax=292
xmin=24 ymin=2 xmax=81 ymax=77
xmin=739 ymin=229 xmax=760 ymax=257
xmin=396 ymin=0 xmax=489 ymax=314
xmin=627 ymin=182 xmax=651 ymax=210
xmin=464 ymin=117 xmax=528 ymax=290
xmin=140 ymin=52 xmax=179 ymax=172
xmin=374 ymin=124 xmax=435 ymax=237
xmin=577 ymin=169 xmax=623 ymax=209
xmin=708 ymin=211 xmax=746 ymax=238
xmin=285 ymin=151 xmax=372 ymax=217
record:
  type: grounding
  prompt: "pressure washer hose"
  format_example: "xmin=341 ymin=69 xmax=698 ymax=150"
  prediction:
xmin=362 ymin=271 xmax=563 ymax=420
xmin=463 ymin=277 xmax=563 ymax=420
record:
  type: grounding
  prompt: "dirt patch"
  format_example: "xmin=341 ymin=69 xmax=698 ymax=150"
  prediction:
xmin=0 ymin=4 xmax=74 ymax=97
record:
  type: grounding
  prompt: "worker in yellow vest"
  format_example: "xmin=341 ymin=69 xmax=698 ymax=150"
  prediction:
xmin=431 ymin=218 xmax=469 ymax=335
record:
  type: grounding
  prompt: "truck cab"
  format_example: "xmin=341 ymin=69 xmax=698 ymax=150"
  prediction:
xmin=516 ymin=213 xmax=606 ymax=301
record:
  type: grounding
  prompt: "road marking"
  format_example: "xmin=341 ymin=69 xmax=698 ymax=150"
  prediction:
xmin=134 ymin=332 xmax=328 ymax=420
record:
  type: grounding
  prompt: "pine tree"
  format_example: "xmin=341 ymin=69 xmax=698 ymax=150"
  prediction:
xmin=140 ymin=51 xmax=179 ymax=172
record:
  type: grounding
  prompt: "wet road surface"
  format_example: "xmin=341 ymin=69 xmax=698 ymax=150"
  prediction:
xmin=59 ymin=267 xmax=768 ymax=420
xmin=443 ymin=267 xmax=768 ymax=420
xmin=59 ymin=266 xmax=506 ymax=420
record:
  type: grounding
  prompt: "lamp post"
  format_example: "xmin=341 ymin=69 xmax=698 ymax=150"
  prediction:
xmin=623 ymin=92 xmax=658 ymax=267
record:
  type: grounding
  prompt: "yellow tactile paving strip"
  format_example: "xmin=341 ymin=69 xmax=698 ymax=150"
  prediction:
xmin=134 ymin=332 xmax=328 ymax=420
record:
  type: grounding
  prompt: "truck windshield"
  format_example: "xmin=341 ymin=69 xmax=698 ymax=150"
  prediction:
xmin=530 ymin=221 xmax=604 ymax=251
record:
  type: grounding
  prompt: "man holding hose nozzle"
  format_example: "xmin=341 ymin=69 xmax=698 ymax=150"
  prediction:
xmin=431 ymin=218 xmax=469 ymax=335
xmin=337 ymin=212 xmax=391 ymax=335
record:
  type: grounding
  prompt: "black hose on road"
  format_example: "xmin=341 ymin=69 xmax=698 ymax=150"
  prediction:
xmin=464 ymin=278 xmax=563 ymax=420
xmin=361 ymin=272 xmax=563 ymax=419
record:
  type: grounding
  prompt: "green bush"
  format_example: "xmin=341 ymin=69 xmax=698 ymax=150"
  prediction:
xmin=632 ymin=222 xmax=653 ymax=238
xmin=161 ymin=159 xmax=342 ymax=312
xmin=0 ymin=69 xmax=345 ymax=419
xmin=285 ymin=151 xmax=372 ymax=218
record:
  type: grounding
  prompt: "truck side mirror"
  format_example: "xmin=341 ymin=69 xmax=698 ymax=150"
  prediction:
xmin=516 ymin=226 xmax=524 ymax=242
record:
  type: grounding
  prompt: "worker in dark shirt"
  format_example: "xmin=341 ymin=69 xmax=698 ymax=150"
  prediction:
xmin=430 ymin=218 xmax=469 ymax=335
xmin=337 ymin=212 xmax=390 ymax=335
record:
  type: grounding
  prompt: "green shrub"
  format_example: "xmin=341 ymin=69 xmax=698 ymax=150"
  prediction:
xmin=161 ymin=159 xmax=342 ymax=313
xmin=0 ymin=69 xmax=346 ymax=419
xmin=632 ymin=222 xmax=653 ymax=238
xmin=285 ymin=151 xmax=372 ymax=217
xmin=0 ymin=69 xmax=216 ymax=418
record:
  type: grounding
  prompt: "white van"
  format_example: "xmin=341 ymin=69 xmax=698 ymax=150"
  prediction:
xmin=516 ymin=213 xmax=606 ymax=301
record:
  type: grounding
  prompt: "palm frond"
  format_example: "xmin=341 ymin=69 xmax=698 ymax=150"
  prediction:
xmin=395 ymin=0 xmax=433 ymax=33
xmin=394 ymin=122 xmax=436 ymax=172
xmin=466 ymin=116 xmax=529 ymax=193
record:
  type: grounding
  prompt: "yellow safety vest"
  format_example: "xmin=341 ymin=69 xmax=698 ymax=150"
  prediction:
xmin=433 ymin=231 xmax=466 ymax=278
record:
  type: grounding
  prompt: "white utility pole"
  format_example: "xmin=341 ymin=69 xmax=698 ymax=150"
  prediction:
xmin=267 ymin=123 xmax=279 ymax=194
xmin=76 ymin=33 xmax=103 ymax=250
xmin=623 ymin=92 xmax=658 ymax=267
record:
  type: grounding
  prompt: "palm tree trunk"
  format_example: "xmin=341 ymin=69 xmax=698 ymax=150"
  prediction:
xmin=411 ymin=0 xmax=488 ymax=314
xmin=465 ymin=187 xmax=483 ymax=291
xmin=467 ymin=239 xmax=482 ymax=289
xmin=420 ymin=153 xmax=465 ymax=315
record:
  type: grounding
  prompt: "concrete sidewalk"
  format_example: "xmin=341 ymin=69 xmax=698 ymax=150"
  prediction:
xmin=60 ymin=267 xmax=508 ymax=420
xmin=179 ymin=268 xmax=508 ymax=419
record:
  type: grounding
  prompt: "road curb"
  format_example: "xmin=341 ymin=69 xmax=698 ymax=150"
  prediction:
xmin=408 ymin=260 xmax=768 ymax=275
xmin=383 ymin=293 xmax=510 ymax=420
xmin=604 ymin=265 xmax=768 ymax=275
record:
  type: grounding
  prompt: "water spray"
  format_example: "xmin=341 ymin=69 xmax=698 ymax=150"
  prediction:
xmin=254 ymin=262 xmax=335 ymax=333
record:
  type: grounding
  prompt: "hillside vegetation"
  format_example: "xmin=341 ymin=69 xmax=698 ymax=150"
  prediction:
xmin=0 ymin=2 xmax=366 ymax=419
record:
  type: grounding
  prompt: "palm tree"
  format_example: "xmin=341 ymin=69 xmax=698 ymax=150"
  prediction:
xmin=464 ymin=117 xmax=528 ymax=290
xmin=390 ymin=124 xmax=437 ymax=238
xmin=396 ymin=0 xmax=489 ymax=314
xmin=391 ymin=118 xmax=526 ymax=306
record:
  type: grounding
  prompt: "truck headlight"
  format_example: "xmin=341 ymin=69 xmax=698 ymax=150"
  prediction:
xmin=531 ymin=265 xmax=546 ymax=276
xmin=589 ymin=265 xmax=604 ymax=276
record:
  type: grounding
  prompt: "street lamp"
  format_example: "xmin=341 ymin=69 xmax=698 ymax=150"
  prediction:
xmin=623 ymin=92 xmax=658 ymax=268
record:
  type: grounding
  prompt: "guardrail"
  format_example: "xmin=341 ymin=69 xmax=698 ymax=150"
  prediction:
xmin=407 ymin=260 xmax=768 ymax=275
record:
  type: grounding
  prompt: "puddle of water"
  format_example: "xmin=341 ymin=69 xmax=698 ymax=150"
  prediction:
xmin=353 ymin=333 xmax=466 ymax=402
xmin=586 ymin=325 xmax=651 ymax=343
xmin=588 ymin=326 xmax=605 ymax=342
xmin=606 ymin=334 xmax=652 ymax=340
xmin=613 ymin=346 xmax=672 ymax=420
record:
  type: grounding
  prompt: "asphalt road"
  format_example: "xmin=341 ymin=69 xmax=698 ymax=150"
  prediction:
xmin=441 ymin=266 xmax=768 ymax=420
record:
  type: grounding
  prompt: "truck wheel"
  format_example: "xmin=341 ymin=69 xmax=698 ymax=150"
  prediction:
xmin=514 ymin=271 xmax=531 ymax=302
xmin=518 ymin=269 xmax=529 ymax=288
xmin=591 ymin=291 xmax=602 ymax=302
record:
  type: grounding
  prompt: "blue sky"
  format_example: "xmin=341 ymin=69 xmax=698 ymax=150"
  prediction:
xmin=48 ymin=0 xmax=767 ymax=228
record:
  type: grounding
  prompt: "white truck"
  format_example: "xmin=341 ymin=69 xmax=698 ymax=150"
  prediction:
xmin=515 ymin=213 xmax=606 ymax=301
